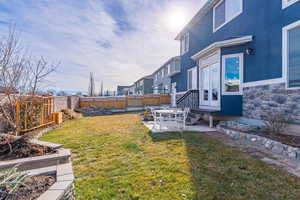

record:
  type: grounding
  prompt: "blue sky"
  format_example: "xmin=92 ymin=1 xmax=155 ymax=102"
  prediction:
xmin=0 ymin=0 xmax=205 ymax=92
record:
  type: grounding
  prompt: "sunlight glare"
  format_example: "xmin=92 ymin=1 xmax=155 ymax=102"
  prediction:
xmin=165 ymin=7 xmax=188 ymax=32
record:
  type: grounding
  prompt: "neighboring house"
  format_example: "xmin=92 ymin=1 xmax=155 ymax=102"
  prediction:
xmin=152 ymin=56 xmax=181 ymax=94
xmin=117 ymin=85 xmax=130 ymax=96
xmin=128 ymin=84 xmax=136 ymax=95
xmin=172 ymin=0 xmax=300 ymax=123
xmin=134 ymin=75 xmax=154 ymax=95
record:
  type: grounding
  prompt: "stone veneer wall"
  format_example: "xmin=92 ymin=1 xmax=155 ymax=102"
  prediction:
xmin=243 ymin=83 xmax=300 ymax=124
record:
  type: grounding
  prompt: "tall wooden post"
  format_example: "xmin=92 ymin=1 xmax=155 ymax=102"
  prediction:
xmin=15 ymin=101 xmax=20 ymax=136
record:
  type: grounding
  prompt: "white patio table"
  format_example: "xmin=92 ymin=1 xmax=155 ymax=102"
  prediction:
xmin=153 ymin=109 xmax=187 ymax=131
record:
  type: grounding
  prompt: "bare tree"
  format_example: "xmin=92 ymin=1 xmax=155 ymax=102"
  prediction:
xmin=88 ymin=72 xmax=95 ymax=96
xmin=0 ymin=26 xmax=58 ymax=134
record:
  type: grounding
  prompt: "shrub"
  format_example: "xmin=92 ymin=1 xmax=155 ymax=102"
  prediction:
xmin=262 ymin=111 xmax=290 ymax=135
xmin=140 ymin=109 xmax=153 ymax=121
xmin=61 ymin=109 xmax=82 ymax=121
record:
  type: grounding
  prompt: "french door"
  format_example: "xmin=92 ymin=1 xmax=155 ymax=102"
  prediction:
xmin=200 ymin=63 xmax=220 ymax=109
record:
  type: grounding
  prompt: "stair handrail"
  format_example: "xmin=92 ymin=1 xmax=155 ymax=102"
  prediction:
xmin=176 ymin=89 xmax=198 ymax=105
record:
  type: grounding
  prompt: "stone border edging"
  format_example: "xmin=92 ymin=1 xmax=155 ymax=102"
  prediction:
xmin=36 ymin=163 xmax=75 ymax=200
xmin=217 ymin=125 xmax=300 ymax=161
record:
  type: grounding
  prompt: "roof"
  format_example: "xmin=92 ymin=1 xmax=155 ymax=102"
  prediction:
xmin=135 ymin=75 xmax=153 ymax=84
xmin=151 ymin=56 xmax=181 ymax=75
xmin=117 ymin=85 xmax=130 ymax=90
xmin=175 ymin=0 xmax=220 ymax=40
xmin=191 ymin=35 xmax=253 ymax=60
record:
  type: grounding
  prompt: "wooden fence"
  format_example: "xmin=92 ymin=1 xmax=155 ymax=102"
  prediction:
xmin=16 ymin=96 xmax=55 ymax=133
xmin=79 ymin=94 xmax=171 ymax=109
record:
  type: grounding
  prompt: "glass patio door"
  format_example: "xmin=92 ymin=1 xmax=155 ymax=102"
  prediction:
xmin=200 ymin=63 xmax=220 ymax=108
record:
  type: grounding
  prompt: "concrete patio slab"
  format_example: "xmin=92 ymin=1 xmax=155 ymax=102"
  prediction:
xmin=143 ymin=121 xmax=216 ymax=133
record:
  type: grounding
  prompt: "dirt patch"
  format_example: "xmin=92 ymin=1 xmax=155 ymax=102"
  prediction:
xmin=254 ymin=131 xmax=300 ymax=148
xmin=225 ymin=125 xmax=300 ymax=148
xmin=0 ymin=134 xmax=57 ymax=161
xmin=3 ymin=175 xmax=56 ymax=200
xmin=75 ymin=106 xmax=113 ymax=117
xmin=61 ymin=109 xmax=82 ymax=122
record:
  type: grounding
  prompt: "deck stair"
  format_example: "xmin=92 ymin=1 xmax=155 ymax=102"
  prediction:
xmin=186 ymin=110 xmax=203 ymax=125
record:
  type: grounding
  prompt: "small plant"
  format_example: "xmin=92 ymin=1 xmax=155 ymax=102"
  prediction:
xmin=140 ymin=109 xmax=153 ymax=121
xmin=0 ymin=166 xmax=28 ymax=199
xmin=263 ymin=111 xmax=290 ymax=135
xmin=61 ymin=109 xmax=82 ymax=121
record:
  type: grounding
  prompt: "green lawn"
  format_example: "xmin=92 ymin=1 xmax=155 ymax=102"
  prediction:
xmin=41 ymin=114 xmax=300 ymax=200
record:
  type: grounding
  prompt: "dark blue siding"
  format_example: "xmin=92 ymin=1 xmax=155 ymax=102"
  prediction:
xmin=172 ymin=0 xmax=300 ymax=90
xmin=221 ymin=95 xmax=243 ymax=116
xmin=172 ymin=0 xmax=300 ymax=116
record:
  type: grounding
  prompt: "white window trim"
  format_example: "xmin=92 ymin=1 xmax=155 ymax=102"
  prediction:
xmin=180 ymin=32 xmax=189 ymax=55
xmin=282 ymin=0 xmax=300 ymax=9
xmin=243 ymin=78 xmax=285 ymax=88
xmin=187 ymin=66 xmax=198 ymax=90
xmin=222 ymin=53 xmax=244 ymax=95
xmin=283 ymin=20 xmax=300 ymax=90
xmin=213 ymin=0 xmax=243 ymax=33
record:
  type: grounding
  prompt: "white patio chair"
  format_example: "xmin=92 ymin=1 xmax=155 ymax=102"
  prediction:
xmin=176 ymin=108 xmax=190 ymax=131
xmin=151 ymin=109 xmax=165 ymax=131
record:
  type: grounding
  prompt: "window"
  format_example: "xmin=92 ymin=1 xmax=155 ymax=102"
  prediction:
xmin=187 ymin=67 xmax=197 ymax=90
xmin=180 ymin=32 xmax=189 ymax=55
xmin=213 ymin=0 xmax=243 ymax=32
xmin=283 ymin=0 xmax=300 ymax=9
xmin=283 ymin=20 xmax=300 ymax=89
xmin=222 ymin=53 xmax=243 ymax=95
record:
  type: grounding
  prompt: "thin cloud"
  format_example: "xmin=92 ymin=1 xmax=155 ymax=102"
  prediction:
xmin=0 ymin=0 xmax=203 ymax=92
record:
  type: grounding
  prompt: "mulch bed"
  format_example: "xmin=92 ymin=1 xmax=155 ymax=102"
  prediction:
xmin=0 ymin=134 xmax=57 ymax=161
xmin=75 ymin=106 xmax=113 ymax=117
xmin=253 ymin=131 xmax=300 ymax=148
xmin=3 ymin=175 xmax=56 ymax=200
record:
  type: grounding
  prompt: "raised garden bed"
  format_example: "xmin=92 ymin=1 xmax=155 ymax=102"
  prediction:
xmin=0 ymin=133 xmax=74 ymax=200
xmin=3 ymin=174 xmax=56 ymax=200
xmin=0 ymin=134 xmax=57 ymax=161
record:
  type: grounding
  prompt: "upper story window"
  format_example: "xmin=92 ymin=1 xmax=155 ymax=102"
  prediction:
xmin=283 ymin=20 xmax=300 ymax=89
xmin=180 ymin=32 xmax=189 ymax=55
xmin=222 ymin=53 xmax=243 ymax=95
xmin=164 ymin=66 xmax=168 ymax=76
xmin=283 ymin=0 xmax=300 ymax=9
xmin=213 ymin=0 xmax=243 ymax=32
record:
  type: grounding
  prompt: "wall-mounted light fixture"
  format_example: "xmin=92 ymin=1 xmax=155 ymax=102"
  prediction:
xmin=246 ymin=48 xmax=254 ymax=55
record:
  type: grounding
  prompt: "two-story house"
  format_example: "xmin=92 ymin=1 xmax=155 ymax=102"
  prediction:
xmin=152 ymin=56 xmax=181 ymax=94
xmin=172 ymin=0 xmax=300 ymax=125
xmin=134 ymin=75 xmax=154 ymax=95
